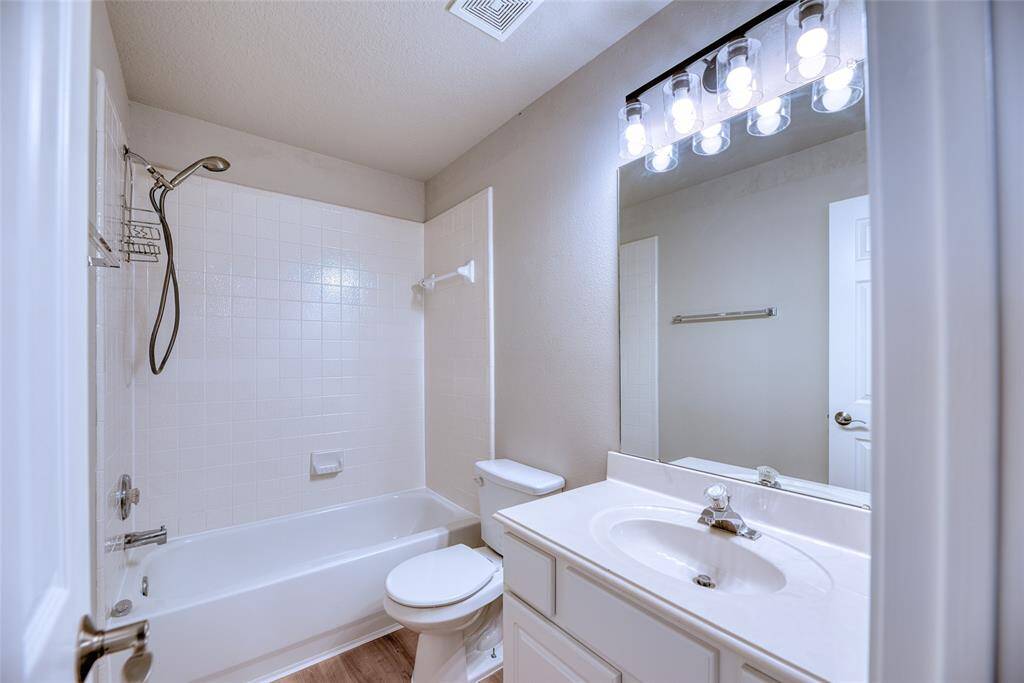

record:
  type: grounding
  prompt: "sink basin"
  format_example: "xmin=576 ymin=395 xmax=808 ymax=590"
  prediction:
xmin=591 ymin=506 xmax=832 ymax=596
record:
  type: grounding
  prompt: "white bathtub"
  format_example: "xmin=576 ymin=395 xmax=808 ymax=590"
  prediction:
xmin=110 ymin=488 xmax=479 ymax=682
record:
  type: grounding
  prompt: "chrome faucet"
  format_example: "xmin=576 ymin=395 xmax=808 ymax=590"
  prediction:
xmin=106 ymin=525 xmax=167 ymax=553
xmin=698 ymin=484 xmax=761 ymax=540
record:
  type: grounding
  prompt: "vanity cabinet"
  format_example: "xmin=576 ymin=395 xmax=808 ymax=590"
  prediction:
xmin=501 ymin=533 xmax=789 ymax=683
xmin=504 ymin=592 xmax=621 ymax=682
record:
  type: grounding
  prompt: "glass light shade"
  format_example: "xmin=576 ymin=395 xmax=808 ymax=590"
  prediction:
xmin=645 ymin=144 xmax=679 ymax=174
xmin=692 ymin=120 xmax=731 ymax=156
xmin=785 ymin=0 xmax=840 ymax=83
xmin=662 ymin=72 xmax=703 ymax=138
xmin=716 ymin=37 xmax=763 ymax=113
xmin=746 ymin=96 xmax=791 ymax=136
xmin=812 ymin=59 xmax=864 ymax=113
xmin=618 ymin=101 xmax=652 ymax=159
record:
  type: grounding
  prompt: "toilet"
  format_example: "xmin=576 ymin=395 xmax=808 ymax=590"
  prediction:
xmin=383 ymin=459 xmax=564 ymax=683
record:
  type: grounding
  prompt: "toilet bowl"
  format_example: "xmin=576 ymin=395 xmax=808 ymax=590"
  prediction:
xmin=383 ymin=545 xmax=504 ymax=683
xmin=382 ymin=459 xmax=564 ymax=683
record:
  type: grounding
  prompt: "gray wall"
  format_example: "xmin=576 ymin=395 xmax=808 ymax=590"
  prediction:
xmin=128 ymin=103 xmax=426 ymax=222
xmin=425 ymin=1 xmax=774 ymax=488
xmin=621 ymin=132 xmax=867 ymax=481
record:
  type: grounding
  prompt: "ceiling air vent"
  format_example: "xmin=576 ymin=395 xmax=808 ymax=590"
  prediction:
xmin=448 ymin=0 xmax=544 ymax=42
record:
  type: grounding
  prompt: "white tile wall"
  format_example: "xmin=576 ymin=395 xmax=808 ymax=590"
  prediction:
xmin=424 ymin=188 xmax=494 ymax=514
xmin=130 ymin=173 xmax=426 ymax=536
xmin=619 ymin=237 xmax=658 ymax=460
xmin=93 ymin=72 xmax=135 ymax=621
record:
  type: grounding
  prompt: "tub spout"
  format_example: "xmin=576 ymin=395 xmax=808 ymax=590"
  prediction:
xmin=106 ymin=525 xmax=167 ymax=553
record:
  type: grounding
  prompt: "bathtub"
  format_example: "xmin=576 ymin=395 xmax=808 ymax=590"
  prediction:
xmin=110 ymin=488 xmax=479 ymax=682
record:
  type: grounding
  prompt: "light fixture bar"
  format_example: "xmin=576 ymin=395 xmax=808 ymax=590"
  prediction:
xmin=623 ymin=0 xmax=797 ymax=105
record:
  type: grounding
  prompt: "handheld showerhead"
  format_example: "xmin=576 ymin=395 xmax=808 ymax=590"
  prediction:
xmin=169 ymin=156 xmax=230 ymax=188
xmin=122 ymin=146 xmax=232 ymax=376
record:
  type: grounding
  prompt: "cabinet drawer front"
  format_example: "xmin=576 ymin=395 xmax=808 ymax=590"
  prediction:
xmin=503 ymin=533 xmax=556 ymax=616
xmin=504 ymin=592 xmax=621 ymax=683
xmin=558 ymin=565 xmax=719 ymax=683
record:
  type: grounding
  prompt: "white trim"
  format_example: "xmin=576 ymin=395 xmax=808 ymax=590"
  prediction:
xmin=867 ymin=1 xmax=999 ymax=680
xmin=993 ymin=1 xmax=1024 ymax=677
xmin=261 ymin=623 xmax=402 ymax=682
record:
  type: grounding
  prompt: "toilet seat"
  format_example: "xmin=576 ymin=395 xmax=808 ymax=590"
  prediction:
xmin=386 ymin=544 xmax=498 ymax=608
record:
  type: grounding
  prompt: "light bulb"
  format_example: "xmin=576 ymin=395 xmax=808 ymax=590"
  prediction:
xmin=796 ymin=24 xmax=828 ymax=58
xmin=725 ymin=62 xmax=753 ymax=92
xmin=671 ymin=97 xmax=698 ymax=134
xmin=624 ymin=120 xmax=646 ymax=144
xmin=756 ymin=114 xmax=782 ymax=135
xmin=821 ymin=86 xmax=852 ymax=112
xmin=650 ymin=151 xmax=672 ymax=172
xmin=824 ymin=65 xmax=854 ymax=90
xmin=726 ymin=87 xmax=753 ymax=110
xmin=626 ymin=139 xmax=645 ymax=157
xmin=699 ymin=135 xmax=724 ymax=155
xmin=798 ymin=54 xmax=827 ymax=80
xmin=756 ymin=98 xmax=782 ymax=117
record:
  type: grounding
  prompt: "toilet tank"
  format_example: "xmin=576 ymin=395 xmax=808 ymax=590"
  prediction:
xmin=475 ymin=459 xmax=565 ymax=555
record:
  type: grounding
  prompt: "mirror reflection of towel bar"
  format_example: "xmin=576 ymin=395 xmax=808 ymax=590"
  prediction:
xmin=671 ymin=307 xmax=777 ymax=324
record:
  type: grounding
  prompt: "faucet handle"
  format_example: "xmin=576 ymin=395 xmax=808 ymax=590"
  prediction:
xmin=757 ymin=465 xmax=780 ymax=488
xmin=704 ymin=483 xmax=730 ymax=511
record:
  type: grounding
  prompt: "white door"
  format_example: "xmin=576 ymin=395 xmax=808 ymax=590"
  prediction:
xmin=828 ymin=195 xmax=872 ymax=491
xmin=1 ymin=2 xmax=94 ymax=681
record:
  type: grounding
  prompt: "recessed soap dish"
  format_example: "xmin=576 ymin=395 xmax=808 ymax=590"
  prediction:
xmin=310 ymin=450 xmax=343 ymax=477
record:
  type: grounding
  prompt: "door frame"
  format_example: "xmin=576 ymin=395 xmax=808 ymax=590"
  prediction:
xmin=866 ymin=1 xmax=1001 ymax=679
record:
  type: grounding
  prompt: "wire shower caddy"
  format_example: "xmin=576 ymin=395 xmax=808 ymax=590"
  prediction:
xmin=120 ymin=148 xmax=162 ymax=262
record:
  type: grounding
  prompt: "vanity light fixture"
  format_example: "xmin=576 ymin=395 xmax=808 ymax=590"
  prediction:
xmin=663 ymin=72 xmax=703 ymax=136
xmin=693 ymin=121 xmax=730 ymax=156
xmin=812 ymin=59 xmax=863 ymax=113
xmin=717 ymin=37 xmax=763 ymax=112
xmin=747 ymin=96 xmax=791 ymax=136
xmin=645 ymin=144 xmax=679 ymax=173
xmin=619 ymin=100 xmax=652 ymax=159
xmin=785 ymin=0 xmax=840 ymax=82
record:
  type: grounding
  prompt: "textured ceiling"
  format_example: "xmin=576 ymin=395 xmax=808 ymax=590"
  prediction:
xmin=107 ymin=0 xmax=671 ymax=181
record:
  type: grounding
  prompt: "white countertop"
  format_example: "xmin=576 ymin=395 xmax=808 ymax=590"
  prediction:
xmin=495 ymin=474 xmax=870 ymax=681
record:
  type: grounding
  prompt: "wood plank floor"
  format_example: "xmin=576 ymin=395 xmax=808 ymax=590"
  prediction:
xmin=278 ymin=628 xmax=503 ymax=683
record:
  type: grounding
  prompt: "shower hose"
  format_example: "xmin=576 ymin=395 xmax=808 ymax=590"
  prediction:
xmin=147 ymin=182 xmax=179 ymax=375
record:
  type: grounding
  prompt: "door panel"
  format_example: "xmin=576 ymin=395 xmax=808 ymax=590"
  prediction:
xmin=828 ymin=195 xmax=872 ymax=491
xmin=1 ymin=1 xmax=93 ymax=681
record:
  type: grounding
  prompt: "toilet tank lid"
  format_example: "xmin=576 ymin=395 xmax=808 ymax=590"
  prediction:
xmin=474 ymin=459 xmax=565 ymax=496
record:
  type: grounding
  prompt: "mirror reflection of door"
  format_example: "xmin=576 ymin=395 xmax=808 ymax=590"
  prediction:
xmin=828 ymin=195 xmax=872 ymax=491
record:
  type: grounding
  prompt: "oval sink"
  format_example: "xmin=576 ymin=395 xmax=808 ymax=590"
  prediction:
xmin=605 ymin=518 xmax=785 ymax=594
xmin=591 ymin=506 xmax=832 ymax=597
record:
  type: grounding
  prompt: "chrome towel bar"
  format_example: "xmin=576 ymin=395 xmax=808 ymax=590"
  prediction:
xmin=671 ymin=307 xmax=777 ymax=324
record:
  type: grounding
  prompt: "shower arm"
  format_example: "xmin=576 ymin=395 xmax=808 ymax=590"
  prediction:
xmin=123 ymin=147 xmax=173 ymax=190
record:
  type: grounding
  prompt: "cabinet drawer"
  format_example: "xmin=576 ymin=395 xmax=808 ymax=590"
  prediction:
xmin=558 ymin=564 xmax=719 ymax=683
xmin=503 ymin=533 xmax=556 ymax=616
xmin=504 ymin=592 xmax=620 ymax=683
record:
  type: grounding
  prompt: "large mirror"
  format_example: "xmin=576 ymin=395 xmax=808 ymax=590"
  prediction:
xmin=618 ymin=78 xmax=870 ymax=507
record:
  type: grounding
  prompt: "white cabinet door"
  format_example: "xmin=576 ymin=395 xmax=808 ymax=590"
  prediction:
xmin=504 ymin=593 xmax=620 ymax=683
xmin=828 ymin=194 xmax=873 ymax=491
